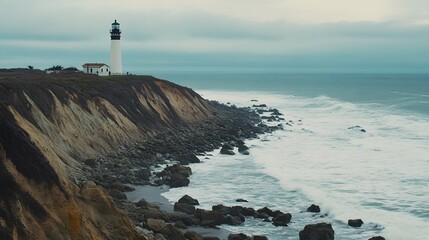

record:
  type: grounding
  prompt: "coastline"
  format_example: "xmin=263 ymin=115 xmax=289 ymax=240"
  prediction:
xmin=126 ymin=184 xmax=233 ymax=239
xmin=80 ymin=100 xmax=284 ymax=239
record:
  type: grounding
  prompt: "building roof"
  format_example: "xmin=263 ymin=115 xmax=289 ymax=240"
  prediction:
xmin=82 ymin=63 xmax=109 ymax=68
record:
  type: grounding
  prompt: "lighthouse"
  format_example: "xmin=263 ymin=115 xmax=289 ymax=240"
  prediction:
xmin=110 ymin=20 xmax=122 ymax=75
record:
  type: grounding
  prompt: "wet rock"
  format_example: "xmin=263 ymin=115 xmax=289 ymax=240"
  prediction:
xmin=272 ymin=213 xmax=292 ymax=226
xmin=240 ymin=150 xmax=250 ymax=155
xmin=194 ymin=209 xmax=225 ymax=227
xmin=174 ymin=221 xmax=188 ymax=229
xmin=224 ymin=214 xmax=244 ymax=225
xmin=254 ymin=212 xmax=270 ymax=219
xmin=228 ymin=233 xmax=250 ymax=240
xmin=238 ymin=145 xmax=249 ymax=153
xmin=253 ymin=236 xmax=269 ymax=240
xmin=178 ymin=195 xmax=200 ymax=205
xmin=157 ymin=164 xmax=192 ymax=188
xmin=269 ymin=109 xmax=282 ymax=116
xmin=232 ymin=206 xmax=256 ymax=216
xmin=220 ymin=146 xmax=235 ymax=155
xmin=222 ymin=144 xmax=234 ymax=150
xmin=184 ymin=231 xmax=204 ymax=240
xmin=111 ymin=182 xmax=134 ymax=192
xmin=176 ymin=153 xmax=201 ymax=165
xmin=307 ymin=204 xmax=321 ymax=213
xmin=136 ymin=168 xmax=151 ymax=181
xmin=348 ymin=219 xmax=364 ymax=227
xmin=136 ymin=198 xmax=160 ymax=210
xmin=252 ymin=104 xmax=267 ymax=108
xmin=160 ymin=224 xmax=183 ymax=239
xmin=368 ymin=237 xmax=385 ymax=240
xmin=169 ymin=174 xmax=190 ymax=188
xmin=257 ymin=207 xmax=275 ymax=217
xmin=154 ymin=233 xmax=167 ymax=240
xmin=236 ymin=199 xmax=248 ymax=203
xmin=299 ymin=222 xmax=335 ymax=240
xmin=174 ymin=202 xmax=196 ymax=215
xmin=146 ymin=218 xmax=167 ymax=232
xmin=168 ymin=212 xmax=199 ymax=226
xmin=203 ymin=237 xmax=221 ymax=240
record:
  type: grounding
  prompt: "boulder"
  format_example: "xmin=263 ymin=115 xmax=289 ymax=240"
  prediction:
xmin=136 ymin=198 xmax=160 ymax=210
xmin=348 ymin=219 xmax=364 ymax=228
xmin=307 ymin=204 xmax=321 ymax=213
xmin=136 ymin=168 xmax=151 ymax=181
xmin=238 ymin=145 xmax=249 ymax=153
xmin=368 ymin=237 xmax=385 ymax=240
xmin=203 ymin=237 xmax=221 ymax=240
xmin=174 ymin=202 xmax=196 ymax=215
xmin=111 ymin=182 xmax=135 ymax=192
xmin=272 ymin=213 xmax=292 ymax=227
xmin=168 ymin=212 xmax=199 ymax=226
xmin=184 ymin=231 xmax=204 ymax=240
xmin=257 ymin=207 xmax=275 ymax=217
xmin=160 ymin=224 xmax=183 ymax=239
xmin=240 ymin=150 xmax=250 ymax=155
xmin=299 ymin=222 xmax=335 ymax=240
xmin=253 ymin=236 xmax=269 ymax=240
xmin=220 ymin=146 xmax=235 ymax=155
xmin=178 ymin=195 xmax=200 ymax=205
xmin=146 ymin=218 xmax=167 ymax=232
xmin=222 ymin=144 xmax=234 ymax=150
xmin=224 ymin=214 xmax=244 ymax=225
xmin=254 ymin=212 xmax=269 ymax=219
xmin=212 ymin=204 xmax=232 ymax=214
xmin=236 ymin=199 xmax=248 ymax=203
xmin=176 ymin=153 xmax=201 ymax=165
xmin=194 ymin=209 xmax=225 ymax=227
xmin=154 ymin=234 xmax=167 ymax=240
xmin=232 ymin=206 xmax=256 ymax=216
xmin=228 ymin=233 xmax=250 ymax=240
xmin=174 ymin=221 xmax=188 ymax=229
xmin=252 ymin=104 xmax=267 ymax=108
xmin=169 ymin=174 xmax=190 ymax=188
xmin=157 ymin=164 xmax=192 ymax=188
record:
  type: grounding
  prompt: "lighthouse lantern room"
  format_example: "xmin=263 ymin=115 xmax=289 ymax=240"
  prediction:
xmin=110 ymin=20 xmax=122 ymax=75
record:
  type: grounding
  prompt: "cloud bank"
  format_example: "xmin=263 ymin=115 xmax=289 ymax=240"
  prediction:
xmin=1 ymin=0 xmax=429 ymax=72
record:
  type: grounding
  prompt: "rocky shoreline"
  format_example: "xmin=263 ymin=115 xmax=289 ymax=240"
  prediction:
xmin=78 ymin=101 xmax=384 ymax=240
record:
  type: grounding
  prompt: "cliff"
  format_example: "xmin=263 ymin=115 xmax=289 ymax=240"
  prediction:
xmin=0 ymin=69 xmax=217 ymax=240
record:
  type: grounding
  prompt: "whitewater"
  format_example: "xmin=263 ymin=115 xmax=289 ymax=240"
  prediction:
xmin=162 ymin=88 xmax=429 ymax=239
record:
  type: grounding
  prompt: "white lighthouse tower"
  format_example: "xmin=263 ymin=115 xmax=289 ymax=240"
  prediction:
xmin=109 ymin=20 xmax=122 ymax=75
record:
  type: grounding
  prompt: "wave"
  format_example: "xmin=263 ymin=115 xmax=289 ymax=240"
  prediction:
xmin=197 ymin=90 xmax=429 ymax=240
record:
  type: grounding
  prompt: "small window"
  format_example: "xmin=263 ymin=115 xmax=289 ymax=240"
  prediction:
xmin=90 ymin=68 xmax=93 ymax=73
xmin=101 ymin=69 xmax=103 ymax=73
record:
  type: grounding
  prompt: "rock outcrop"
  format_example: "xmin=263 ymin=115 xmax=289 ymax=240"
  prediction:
xmin=299 ymin=222 xmax=335 ymax=240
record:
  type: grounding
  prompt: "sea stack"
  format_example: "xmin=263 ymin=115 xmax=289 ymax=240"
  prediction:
xmin=109 ymin=20 xmax=122 ymax=75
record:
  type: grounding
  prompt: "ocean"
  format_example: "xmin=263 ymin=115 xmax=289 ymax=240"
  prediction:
xmin=153 ymin=72 xmax=429 ymax=239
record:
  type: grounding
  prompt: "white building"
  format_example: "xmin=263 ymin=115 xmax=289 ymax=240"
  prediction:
xmin=82 ymin=63 xmax=110 ymax=76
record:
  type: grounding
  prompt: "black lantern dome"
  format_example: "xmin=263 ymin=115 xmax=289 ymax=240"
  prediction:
xmin=110 ymin=20 xmax=121 ymax=40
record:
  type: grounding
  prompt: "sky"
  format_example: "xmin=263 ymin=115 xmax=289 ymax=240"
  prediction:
xmin=1 ymin=0 xmax=429 ymax=73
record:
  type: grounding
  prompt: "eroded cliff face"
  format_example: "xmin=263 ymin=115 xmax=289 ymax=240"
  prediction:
xmin=0 ymin=69 xmax=215 ymax=240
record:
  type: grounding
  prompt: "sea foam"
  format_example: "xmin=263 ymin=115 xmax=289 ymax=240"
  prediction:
xmin=163 ymin=90 xmax=429 ymax=240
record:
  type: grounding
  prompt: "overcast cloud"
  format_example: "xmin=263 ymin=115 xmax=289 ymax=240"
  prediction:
xmin=1 ymin=0 xmax=429 ymax=72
